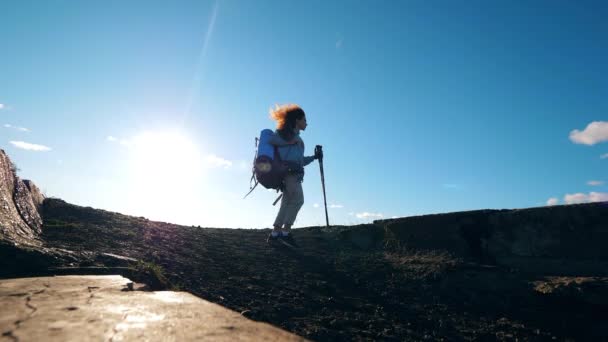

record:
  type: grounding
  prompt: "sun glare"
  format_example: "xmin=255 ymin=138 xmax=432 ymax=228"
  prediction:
xmin=127 ymin=131 xmax=203 ymax=221
xmin=130 ymin=131 xmax=201 ymax=176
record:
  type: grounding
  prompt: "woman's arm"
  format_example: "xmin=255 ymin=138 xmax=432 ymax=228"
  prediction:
xmin=303 ymin=156 xmax=316 ymax=166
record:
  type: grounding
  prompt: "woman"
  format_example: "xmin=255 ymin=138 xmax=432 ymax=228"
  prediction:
xmin=267 ymin=104 xmax=320 ymax=246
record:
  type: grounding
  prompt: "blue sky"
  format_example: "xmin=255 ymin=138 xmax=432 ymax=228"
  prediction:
xmin=1 ymin=0 xmax=607 ymax=228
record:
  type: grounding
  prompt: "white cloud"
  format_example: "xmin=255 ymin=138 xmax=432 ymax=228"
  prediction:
xmin=0 ymin=104 xmax=4 ymax=110
xmin=9 ymin=141 xmax=51 ymax=152
xmin=329 ymin=204 xmax=344 ymax=209
xmin=564 ymin=192 xmax=608 ymax=204
xmin=206 ymin=154 xmax=232 ymax=169
xmin=313 ymin=203 xmax=320 ymax=208
xmin=588 ymin=180 xmax=604 ymax=186
xmin=107 ymin=136 xmax=118 ymax=142
xmin=3 ymin=124 xmax=29 ymax=132
xmin=564 ymin=193 xmax=588 ymax=204
xmin=546 ymin=197 xmax=559 ymax=206
xmin=601 ymin=153 xmax=608 ymax=159
xmin=356 ymin=212 xmax=384 ymax=219
xmin=569 ymin=121 xmax=608 ymax=145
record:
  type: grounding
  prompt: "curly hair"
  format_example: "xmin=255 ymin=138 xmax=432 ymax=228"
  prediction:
xmin=269 ymin=104 xmax=305 ymax=141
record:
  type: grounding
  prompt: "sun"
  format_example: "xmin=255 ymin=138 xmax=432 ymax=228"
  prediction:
xmin=127 ymin=130 xmax=203 ymax=220
xmin=130 ymin=131 xmax=201 ymax=178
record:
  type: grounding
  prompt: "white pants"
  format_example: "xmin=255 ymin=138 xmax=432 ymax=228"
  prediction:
xmin=273 ymin=174 xmax=304 ymax=228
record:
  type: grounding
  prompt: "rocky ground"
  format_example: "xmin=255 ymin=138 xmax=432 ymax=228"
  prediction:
xmin=2 ymin=198 xmax=600 ymax=341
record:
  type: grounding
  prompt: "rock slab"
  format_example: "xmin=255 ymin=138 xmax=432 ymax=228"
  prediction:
xmin=0 ymin=275 xmax=306 ymax=341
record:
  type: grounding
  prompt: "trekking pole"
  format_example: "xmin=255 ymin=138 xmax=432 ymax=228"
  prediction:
xmin=315 ymin=145 xmax=330 ymax=227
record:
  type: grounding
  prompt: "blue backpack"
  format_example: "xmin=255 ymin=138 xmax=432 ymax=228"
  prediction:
xmin=244 ymin=129 xmax=288 ymax=200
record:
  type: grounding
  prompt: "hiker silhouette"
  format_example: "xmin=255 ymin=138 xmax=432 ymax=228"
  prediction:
xmin=266 ymin=104 xmax=321 ymax=246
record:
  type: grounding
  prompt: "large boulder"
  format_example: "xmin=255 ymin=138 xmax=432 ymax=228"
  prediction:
xmin=23 ymin=179 xmax=44 ymax=213
xmin=14 ymin=179 xmax=44 ymax=234
xmin=0 ymin=149 xmax=43 ymax=246
xmin=377 ymin=202 xmax=608 ymax=275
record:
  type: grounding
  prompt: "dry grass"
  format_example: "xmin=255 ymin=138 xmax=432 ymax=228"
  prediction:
xmin=384 ymin=249 xmax=461 ymax=280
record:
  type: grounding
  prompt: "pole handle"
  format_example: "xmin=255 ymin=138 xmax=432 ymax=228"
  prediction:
xmin=314 ymin=145 xmax=323 ymax=161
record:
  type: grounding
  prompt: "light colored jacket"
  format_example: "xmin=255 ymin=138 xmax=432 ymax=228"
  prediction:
xmin=268 ymin=131 xmax=315 ymax=179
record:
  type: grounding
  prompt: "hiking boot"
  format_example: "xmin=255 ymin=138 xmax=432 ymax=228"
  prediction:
xmin=266 ymin=232 xmax=280 ymax=244
xmin=279 ymin=234 xmax=298 ymax=248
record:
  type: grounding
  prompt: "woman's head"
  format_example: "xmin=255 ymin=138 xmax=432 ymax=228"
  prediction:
xmin=269 ymin=104 xmax=307 ymax=139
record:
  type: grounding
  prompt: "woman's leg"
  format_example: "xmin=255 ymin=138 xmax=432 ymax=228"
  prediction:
xmin=281 ymin=175 xmax=304 ymax=233
xmin=273 ymin=176 xmax=294 ymax=228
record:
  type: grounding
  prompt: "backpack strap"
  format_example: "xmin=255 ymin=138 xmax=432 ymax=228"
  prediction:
xmin=243 ymin=180 xmax=258 ymax=199
xmin=243 ymin=137 xmax=260 ymax=199
xmin=275 ymin=143 xmax=293 ymax=187
xmin=272 ymin=193 xmax=283 ymax=206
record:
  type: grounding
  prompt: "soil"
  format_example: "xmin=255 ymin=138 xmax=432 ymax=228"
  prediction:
xmin=20 ymin=198 xmax=607 ymax=341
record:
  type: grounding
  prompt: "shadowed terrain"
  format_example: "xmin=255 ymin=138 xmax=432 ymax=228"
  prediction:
xmin=3 ymin=198 xmax=600 ymax=341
